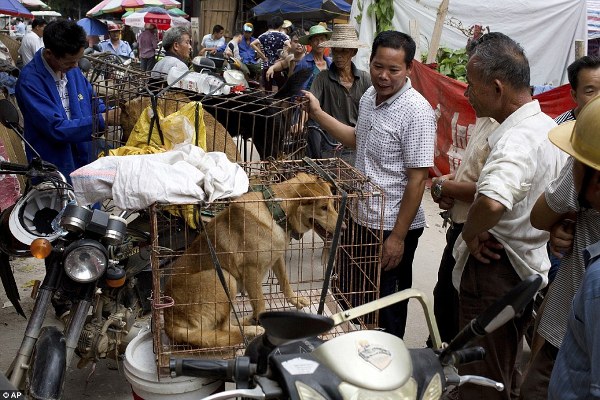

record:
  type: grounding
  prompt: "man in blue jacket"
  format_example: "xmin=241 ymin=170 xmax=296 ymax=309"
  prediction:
xmin=15 ymin=19 xmax=105 ymax=183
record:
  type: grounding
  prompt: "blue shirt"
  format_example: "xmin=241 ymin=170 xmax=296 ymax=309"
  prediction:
xmin=15 ymin=50 xmax=105 ymax=181
xmin=293 ymin=52 xmax=332 ymax=90
xmin=99 ymin=39 xmax=132 ymax=57
xmin=239 ymin=36 xmax=258 ymax=65
xmin=549 ymin=240 xmax=600 ymax=399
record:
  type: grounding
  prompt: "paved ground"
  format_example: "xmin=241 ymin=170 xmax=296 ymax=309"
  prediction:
xmin=0 ymin=187 xmax=447 ymax=399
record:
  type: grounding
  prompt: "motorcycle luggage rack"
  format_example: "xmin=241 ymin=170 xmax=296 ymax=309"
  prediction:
xmin=149 ymin=158 xmax=385 ymax=377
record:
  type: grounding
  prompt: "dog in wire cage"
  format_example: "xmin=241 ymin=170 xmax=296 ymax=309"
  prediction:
xmin=163 ymin=172 xmax=342 ymax=348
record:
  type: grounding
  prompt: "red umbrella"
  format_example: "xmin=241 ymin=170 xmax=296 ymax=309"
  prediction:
xmin=87 ymin=0 xmax=180 ymax=17
xmin=123 ymin=7 xmax=189 ymax=30
xmin=0 ymin=0 xmax=33 ymax=18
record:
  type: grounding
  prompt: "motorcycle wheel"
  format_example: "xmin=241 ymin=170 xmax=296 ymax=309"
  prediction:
xmin=27 ymin=326 xmax=67 ymax=400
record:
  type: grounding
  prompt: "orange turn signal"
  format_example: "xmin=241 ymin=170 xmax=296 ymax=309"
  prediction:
xmin=30 ymin=238 xmax=52 ymax=259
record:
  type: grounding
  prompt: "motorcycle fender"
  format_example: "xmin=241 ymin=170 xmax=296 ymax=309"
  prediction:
xmin=28 ymin=326 xmax=66 ymax=400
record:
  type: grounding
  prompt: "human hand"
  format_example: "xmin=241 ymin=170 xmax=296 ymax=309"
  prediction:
xmin=438 ymin=196 xmax=455 ymax=210
xmin=464 ymin=231 xmax=504 ymax=263
xmin=301 ymin=90 xmax=321 ymax=117
xmin=549 ymin=219 xmax=575 ymax=258
xmin=210 ymin=48 xmax=217 ymax=55
xmin=381 ymin=233 xmax=404 ymax=271
xmin=266 ymin=65 xmax=275 ymax=81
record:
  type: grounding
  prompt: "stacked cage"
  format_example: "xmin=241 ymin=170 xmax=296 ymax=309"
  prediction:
xmin=87 ymin=54 xmax=308 ymax=163
xmin=150 ymin=159 xmax=384 ymax=375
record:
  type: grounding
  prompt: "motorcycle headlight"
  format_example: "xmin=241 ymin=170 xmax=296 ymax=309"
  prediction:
xmin=64 ymin=240 xmax=108 ymax=282
xmin=421 ymin=373 xmax=443 ymax=400
xmin=338 ymin=379 xmax=418 ymax=400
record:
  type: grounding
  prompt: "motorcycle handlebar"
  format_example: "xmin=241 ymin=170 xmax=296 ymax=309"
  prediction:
xmin=0 ymin=161 xmax=29 ymax=173
xmin=447 ymin=346 xmax=486 ymax=366
xmin=170 ymin=358 xmax=232 ymax=379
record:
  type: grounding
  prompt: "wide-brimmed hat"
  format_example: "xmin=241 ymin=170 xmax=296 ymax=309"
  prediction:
xmin=319 ymin=24 xmax=368 ymax=49
xmin=548 ymin=95 xmax=600 ymax=170
xmin=299 ymin=25 xmax=332 ymax=45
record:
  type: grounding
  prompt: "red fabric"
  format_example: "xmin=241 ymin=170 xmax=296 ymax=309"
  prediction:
xmin=409 ymin=61 xmax=577 ymax=176
xmin=0 ymin=139 xmax=21 ymax=211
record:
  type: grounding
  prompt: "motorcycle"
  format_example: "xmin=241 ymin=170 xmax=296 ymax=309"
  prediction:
xmin=0 ymin=99 xmax=156 ymax=399
xmin=169 ymin=274 xmax=542 ymax=400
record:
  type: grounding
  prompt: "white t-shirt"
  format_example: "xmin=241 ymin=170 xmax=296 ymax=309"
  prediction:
xmin=19 ymin=31 xmax=43 ymax=65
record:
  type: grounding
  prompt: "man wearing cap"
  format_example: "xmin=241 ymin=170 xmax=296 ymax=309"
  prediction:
xmin=294 ymin=25 xmax=332 ymax=90
xmin=99 ymin=23 xmax=133 ymax=57
xmin=19 ymin=18 xmax=46 ymax=66
xmin=520 ymin=55 xmax=600 ymax=400
xmin=239 ymin=22 xmax=261 ymax=80
xmin=137 ymin=22 xmax=158 ymax=71
xmin=308 ymin=24 xmax=371 ymax=163
xmin=545 ymin=95 xmax=600 ymax=400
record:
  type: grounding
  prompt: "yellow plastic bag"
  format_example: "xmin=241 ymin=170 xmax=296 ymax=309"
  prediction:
xmin=124 ymin=101 xmax=207 ymax=151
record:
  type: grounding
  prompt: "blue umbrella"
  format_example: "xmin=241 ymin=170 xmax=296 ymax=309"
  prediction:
xmin=0 ymin=0 xmax=33 ymax=18
xmin=77 ymin=17 xmax=109 ymax=36
xmin=251 ymin=0 xmax=350 ymax=21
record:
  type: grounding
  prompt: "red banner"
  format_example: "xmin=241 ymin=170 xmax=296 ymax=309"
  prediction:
xmin=410 ymin=61 xmax=576 ymax=176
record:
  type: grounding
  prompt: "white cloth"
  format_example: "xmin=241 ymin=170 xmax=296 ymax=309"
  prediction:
xmin=70 ymin=144 xmax=249 ymax=210
xmin=452 ymin=101 xmax=568 ymax=290
xmin=151 ymin=55 xmax=188 ymax=78
xmin=350 ymin=0 xmax=587 ymax=86
xmin=19 ymin=32 xmax=43 ymax=65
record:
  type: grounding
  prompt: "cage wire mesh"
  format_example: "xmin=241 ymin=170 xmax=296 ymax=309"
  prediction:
xmin=150 ymin=158 xmax=384 ymax=376
xmin=87 ymin=54 xmax=308 ymax=163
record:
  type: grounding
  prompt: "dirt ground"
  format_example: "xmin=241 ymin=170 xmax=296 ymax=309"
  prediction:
xmin=0 ymin=188 xmax=447 ymax=399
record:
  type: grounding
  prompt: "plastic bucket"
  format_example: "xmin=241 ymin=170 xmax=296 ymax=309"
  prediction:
xmin=123 ymin=330 xmax=221 ymax=400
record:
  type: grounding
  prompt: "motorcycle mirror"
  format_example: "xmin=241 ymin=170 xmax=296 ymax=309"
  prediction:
xmin=439 ymin=274 xmax=542 ymax=363
xmin=259 ymin=311 xmax=334 ymax=341
xmin=78 ymin=57 xmax=92 ymax=73
xmin=0 ymin=98 xmax=20 ymax=128
xmin=0 ymin=99 xmax=42 ymax=160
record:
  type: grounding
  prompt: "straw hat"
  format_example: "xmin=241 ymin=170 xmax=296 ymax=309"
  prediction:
xmin=299 ymin=25 xmax=332 ymax=45
xmin=319 ymin=24 xmax=368 ymax=49
xmin=282 ymin=20 xmax=292 ymax=29
xmin=548 ymin=95 xmax=600 ymax=170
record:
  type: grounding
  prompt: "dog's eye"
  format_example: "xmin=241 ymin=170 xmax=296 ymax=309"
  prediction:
xmin=321 ymin=205 xmax=328 ymax=211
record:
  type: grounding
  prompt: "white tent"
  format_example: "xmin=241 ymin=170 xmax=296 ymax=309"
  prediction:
xmin=351 ymin=0 xmax=587 ymax=86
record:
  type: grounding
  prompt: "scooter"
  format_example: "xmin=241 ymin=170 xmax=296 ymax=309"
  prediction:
xmin=0 ymin=99 xmax=155 ymax=399
xmin=170 ymin=274 xmax=542 ymax=400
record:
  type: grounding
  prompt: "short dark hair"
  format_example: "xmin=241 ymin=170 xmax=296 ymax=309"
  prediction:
xmin=43 ymin=20 xmax=87 ymax=58
xmin=567 ymin=55 xmax=600 ymax=90
xmin=269 ymin=16 xmax=284 ymax=30
xmin=162 ymin=26 xmax=190 ymax=51
xmin=370 ymin=31 xmax=416 ymax=65
xmin=212 ymin=24 xmax=224 ymax=33
xmin=467 ymin=32 xmax=530 ymax=90
xmin=32 ymin=18 xmax=46 ymax=30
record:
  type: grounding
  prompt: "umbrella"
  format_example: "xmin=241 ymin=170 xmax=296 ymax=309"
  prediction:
xmin=87 ymin=0 xmax=181 ymax=17
xmin=251 ymin=0 xmax=350 ymax=21
xmin=0 ymin=0 xmax=33 ymax=18
xmin=122 ymin=6 xmax=186 ymax=18
xmin=87 ymin=0 xmax=163 ymax=17
xmin=20 ymin=0 xmax=50 ymax=10
xmin=32 ymin=10 xmax=61 ymax=16
xmin=77 ymin=17 xmax=108 ymax=36
xmin=123 ymin=7 xmax=190 ymax=30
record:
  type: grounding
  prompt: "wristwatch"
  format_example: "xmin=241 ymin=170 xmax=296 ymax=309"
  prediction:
xmin=432 ymin=178 xmax=446 ymax=200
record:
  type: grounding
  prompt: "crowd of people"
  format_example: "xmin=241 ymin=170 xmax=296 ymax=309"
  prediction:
xmin=4 ymin=13 xmax=600 ymax=399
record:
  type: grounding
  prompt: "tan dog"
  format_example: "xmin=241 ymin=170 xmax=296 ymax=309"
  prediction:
xmin=164 ymin=173 xmax=341 ymax=348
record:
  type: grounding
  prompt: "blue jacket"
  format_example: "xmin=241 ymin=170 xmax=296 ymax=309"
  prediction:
xmin=15 ymin=49 xmax=105 ymax=181
xmin=238 ymin=36 xmax=258 ymax=65
xmin=293 ymin=52 xmax=332 ymax=90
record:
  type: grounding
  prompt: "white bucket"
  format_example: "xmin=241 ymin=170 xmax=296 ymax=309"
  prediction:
xmin=124 ymin=330 xmax=221 ymax=400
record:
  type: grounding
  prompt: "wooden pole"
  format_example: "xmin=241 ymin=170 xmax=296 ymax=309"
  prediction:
xmin=575 ymin=39 xmax=585 ymax=59
xmin=426 ymin=0 xmax=449 ymax=64
xmin=409 ymin=19 xmax=420 ymax=60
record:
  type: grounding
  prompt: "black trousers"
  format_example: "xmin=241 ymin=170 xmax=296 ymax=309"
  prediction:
xmin=337 ymin=220 xmax=423 ymax=338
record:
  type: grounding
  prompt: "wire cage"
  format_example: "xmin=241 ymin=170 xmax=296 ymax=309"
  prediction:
xmin=150 ymin=158 xmax=385 ymax=376
xmin=87 ymin=55 xmax=308 ymax=164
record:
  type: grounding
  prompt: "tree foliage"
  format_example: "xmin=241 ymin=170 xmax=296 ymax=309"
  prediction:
xmin=45 ymin=0 xmax=98 ymax=19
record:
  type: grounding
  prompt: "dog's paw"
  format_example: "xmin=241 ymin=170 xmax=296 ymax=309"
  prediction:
xmin=289 ymin=294 xmax=310 ymax=309
xmin=243 ymin=325 xmax=265 ymax=338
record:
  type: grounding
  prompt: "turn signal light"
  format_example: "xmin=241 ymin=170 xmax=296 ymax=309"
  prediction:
xmin=30 ymin=238 xmax=52 ymax=259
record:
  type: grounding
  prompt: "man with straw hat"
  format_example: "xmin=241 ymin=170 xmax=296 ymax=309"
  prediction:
xmin=308 ymin=24 xmax=371 ymax=163
xmin=545 ymin=95 xmax=600 ymax=399
xmin=294 ymin=24 xmax=332 ymax=90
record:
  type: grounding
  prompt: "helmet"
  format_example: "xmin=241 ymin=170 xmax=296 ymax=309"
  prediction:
xmin=549 ymin=95 xmax=600 ymax=170
xmin=107 ymin=23 xmax=121 ymax=32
